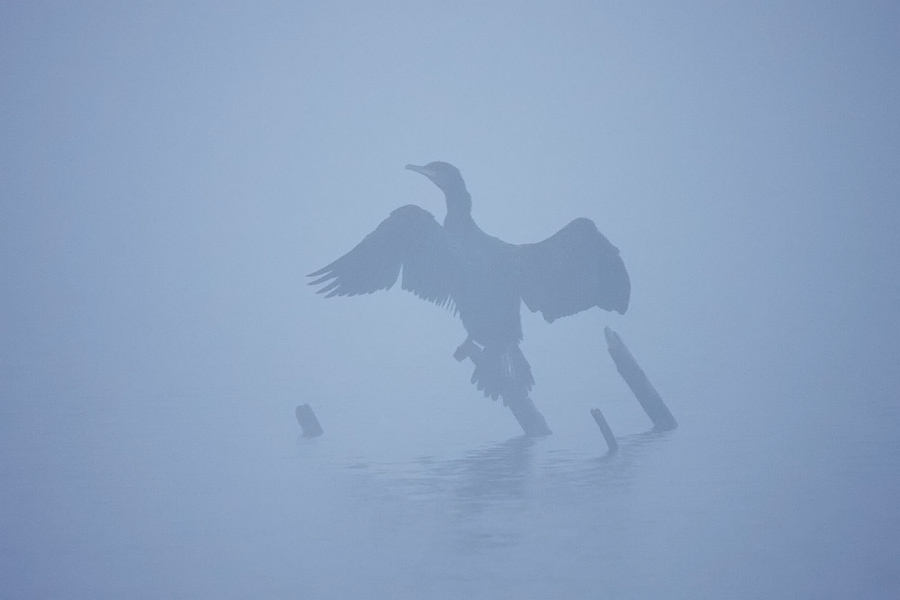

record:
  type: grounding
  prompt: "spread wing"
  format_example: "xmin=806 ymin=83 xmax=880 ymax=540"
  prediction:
xmin=518 ymin=217 xmax=630 ymax=322
xmin=308 ymin=204 xmax=458 ymax=310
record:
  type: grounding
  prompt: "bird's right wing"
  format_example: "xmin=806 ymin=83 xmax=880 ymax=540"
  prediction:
xmin=308 ymin=204 xmax=459 ymax=310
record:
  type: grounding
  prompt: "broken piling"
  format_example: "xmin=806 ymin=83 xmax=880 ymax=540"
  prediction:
xmin=604 ymin=327 xmax=677 ymax=431
xmin=590 ymin=408 xmax=618 ymax=453
xmin=295 ymin=404 xmax=324 ymax=437
xmin=504 ymin=393 xmax=552 ymax=437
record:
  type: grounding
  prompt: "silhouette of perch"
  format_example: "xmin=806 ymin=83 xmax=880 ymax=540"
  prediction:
xmin=590 ymin=408 xmax=618 ymax=453
xmin=295 ymin=404 xmax=324 ymax=437
xmin=604 ymin=327 xmax=677 ymax=431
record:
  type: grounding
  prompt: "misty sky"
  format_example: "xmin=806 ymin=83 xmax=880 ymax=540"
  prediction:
xmin=3 ymin=2 xmax=898 ymax=407
xmin=1 ymin=3 xmax=899 ymax=596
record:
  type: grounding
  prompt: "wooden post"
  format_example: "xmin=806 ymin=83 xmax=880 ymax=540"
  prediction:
xmin=590 ymin=408 xmax=618 ymax=453
xmin=295 ymin=404 xmax=324 ymax=437
xmin=604 ymin=327 xmax=677 ymax=431
xmin=504 ymin=393 xmax=552 ymax=437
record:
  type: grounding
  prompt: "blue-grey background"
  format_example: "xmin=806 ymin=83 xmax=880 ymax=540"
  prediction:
xmin=2 ymin=2 xmax=898 ymax=598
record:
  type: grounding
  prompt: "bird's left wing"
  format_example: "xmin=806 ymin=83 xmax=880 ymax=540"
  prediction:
xmin=518 ymin=217 xmax=630 ymax=322
xmin=308 ymin=204 xmax=459 ymax=310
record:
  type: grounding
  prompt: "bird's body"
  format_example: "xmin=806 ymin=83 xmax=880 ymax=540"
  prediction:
xmin=309 ymin=162 xmax=630 ymax=433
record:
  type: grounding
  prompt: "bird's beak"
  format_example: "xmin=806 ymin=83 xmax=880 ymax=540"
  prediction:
xmin=405 ymin=164 xmax=433 ymax=179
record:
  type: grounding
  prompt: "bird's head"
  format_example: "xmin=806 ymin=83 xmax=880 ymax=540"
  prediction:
xmin=405 ymin=161 xmax=468 ymax=197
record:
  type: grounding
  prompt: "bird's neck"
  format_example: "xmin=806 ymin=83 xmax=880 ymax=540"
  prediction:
xmin=443 ymin=190 xmax=475 ymax=230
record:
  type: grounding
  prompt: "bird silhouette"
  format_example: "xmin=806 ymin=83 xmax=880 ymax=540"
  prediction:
xmin=309 ymin=162 xmax=630 ymax=435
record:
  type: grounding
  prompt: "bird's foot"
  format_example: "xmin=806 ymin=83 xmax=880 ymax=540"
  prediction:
xmin=453 ymin=338 xmax=480 ymax=362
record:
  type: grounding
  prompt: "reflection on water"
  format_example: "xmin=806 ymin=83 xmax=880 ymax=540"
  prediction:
xmin=365 ymin=429 xmax=675 ymax=501
xmin=6 ymin=390 xmax=896 ymax=599
xmin=432 ymin=436 xmax=535 ymax=514
xmin=331 ymin=429 xmax=676 ymax=558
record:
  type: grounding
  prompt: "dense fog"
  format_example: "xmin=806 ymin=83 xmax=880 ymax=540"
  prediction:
xmin=2 ymin=3 xmax=898 ymax=598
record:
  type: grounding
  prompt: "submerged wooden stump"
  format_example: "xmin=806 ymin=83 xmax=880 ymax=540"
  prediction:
xmin=590 ymin=408 xmax=618 ymax=453
xmin=295 ymin=404 xmax=324 ymax=437
xmin=604 ymin=327 xmax=677 ymax=431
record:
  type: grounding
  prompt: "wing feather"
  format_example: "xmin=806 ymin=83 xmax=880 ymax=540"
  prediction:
xmin=308 ymin=205 xmax=458 ymax=311
xmin=518 ymin=218 xmax=630 ymax=322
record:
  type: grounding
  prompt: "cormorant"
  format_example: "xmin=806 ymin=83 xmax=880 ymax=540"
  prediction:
xmin=309 ymin=162 xmax=630 ymax=434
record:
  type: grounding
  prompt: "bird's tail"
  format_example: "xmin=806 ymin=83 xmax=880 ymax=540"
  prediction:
xmin=469 ymin=343 xmax=534 ymax=403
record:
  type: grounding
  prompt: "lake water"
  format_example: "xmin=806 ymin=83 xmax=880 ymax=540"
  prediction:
xmin=2 ymin=367 xmax=897 ymax=599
